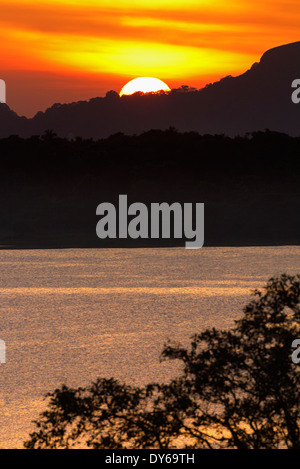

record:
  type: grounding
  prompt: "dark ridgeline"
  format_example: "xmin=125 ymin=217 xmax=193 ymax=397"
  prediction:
xmin=1 ymin=41 xmax=300 ymax=138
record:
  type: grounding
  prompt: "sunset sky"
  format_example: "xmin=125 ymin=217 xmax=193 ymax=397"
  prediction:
xmin=1 ymin=0 xmax=300 ymax=116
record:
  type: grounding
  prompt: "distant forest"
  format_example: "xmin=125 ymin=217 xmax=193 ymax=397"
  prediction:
xmin=0 ymin=129 xmax=300 ymax=248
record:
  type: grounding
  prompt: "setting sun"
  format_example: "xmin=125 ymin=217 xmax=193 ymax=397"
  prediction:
xmin=119 ymin=77 xmax=171 ymax=96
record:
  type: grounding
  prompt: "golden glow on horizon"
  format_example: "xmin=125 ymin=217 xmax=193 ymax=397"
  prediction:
xmin=119 ymin=77 xmax=171 ymax=96
xmin=44 ymin=35 xmax=253 ymax=78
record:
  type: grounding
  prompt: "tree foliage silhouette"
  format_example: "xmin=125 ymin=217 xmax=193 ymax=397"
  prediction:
xmin=24 ymin=274 xmax=300 ymax=449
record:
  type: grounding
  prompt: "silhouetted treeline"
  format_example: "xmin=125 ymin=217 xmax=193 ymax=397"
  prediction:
xmin=2 ymin=128 xmax=300 ymax=178
xmin=0 ymin=129 xmax=299 ymax=248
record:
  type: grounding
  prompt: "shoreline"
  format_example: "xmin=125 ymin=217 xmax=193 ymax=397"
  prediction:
xmin=1 ymin=242 xmax=300 ymax=250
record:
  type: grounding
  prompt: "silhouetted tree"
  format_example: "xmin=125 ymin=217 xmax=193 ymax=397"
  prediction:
xmin=105 ymin=91 xmax=120 ymax=101
xmin=160 ymin=274 xmax=300 ymax=449
xmin=24 ymin=274 xmax=300 ymax=449
xmin=171 ymin=85 xmax=198 ymax=93
xmin=41 ymin=129 xmax=57 ymax=142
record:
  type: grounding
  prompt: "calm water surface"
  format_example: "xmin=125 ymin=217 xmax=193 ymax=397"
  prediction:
xmin=0 ymin=246 xmax=299 ymax=448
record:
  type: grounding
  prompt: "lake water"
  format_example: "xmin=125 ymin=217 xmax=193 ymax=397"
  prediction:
xmin=0 ymin=246 xmax=299 ymax=448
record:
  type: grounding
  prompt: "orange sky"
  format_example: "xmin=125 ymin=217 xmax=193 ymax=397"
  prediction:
xmin=1 ymin=0 xmax=300 ymax=116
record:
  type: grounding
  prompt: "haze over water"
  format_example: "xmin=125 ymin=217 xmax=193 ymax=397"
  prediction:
xmin=0 ymin=246 xmax=299 ymax=448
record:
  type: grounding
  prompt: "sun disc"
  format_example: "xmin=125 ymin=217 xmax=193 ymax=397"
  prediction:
xmin=120 ymin=77 xmax=170 ymax=96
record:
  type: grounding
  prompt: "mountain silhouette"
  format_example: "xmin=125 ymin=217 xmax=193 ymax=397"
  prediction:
xmin=0 ymin=41 xmax=300 ymax=139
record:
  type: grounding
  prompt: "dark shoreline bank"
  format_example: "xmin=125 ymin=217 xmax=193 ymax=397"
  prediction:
xmin=1 ymin=241 xmax=299 ymax=250
xmin=1 ymin=131 xmax=300 ymax=250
